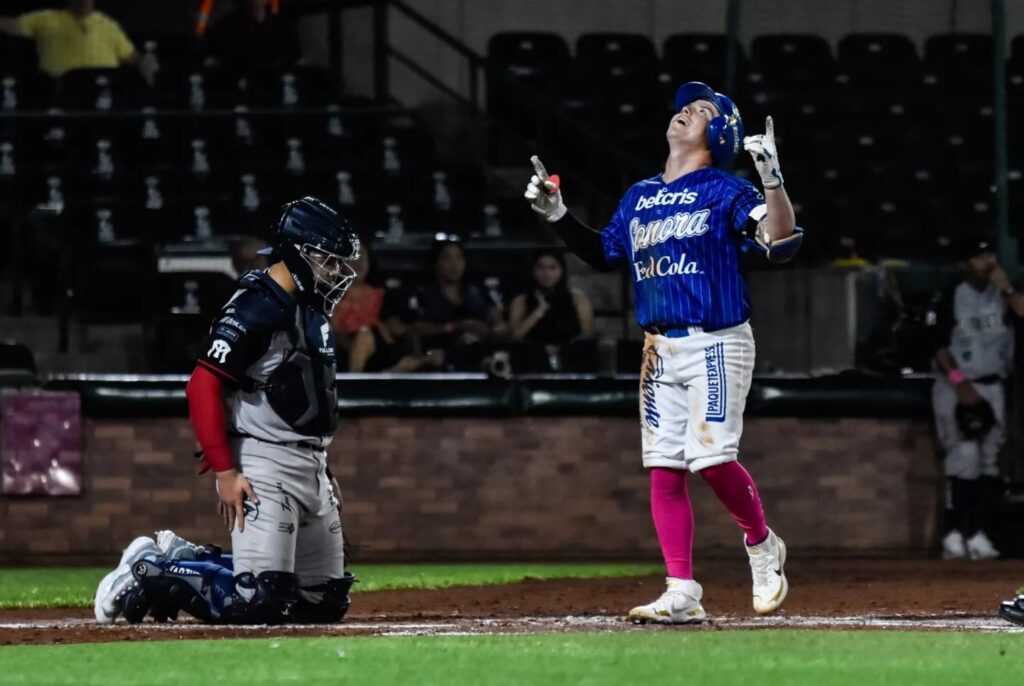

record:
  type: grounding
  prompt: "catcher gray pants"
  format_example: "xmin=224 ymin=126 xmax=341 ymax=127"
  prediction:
xmin=931 ymin=378 xmax=1005 ymax=480
xmin=227 ymin=437 xmax=345 ymax=594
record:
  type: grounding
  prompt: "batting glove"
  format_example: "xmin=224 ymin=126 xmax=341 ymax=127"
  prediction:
xmin=743 ymin=116 xmax=784 ymax=190
xmin=524 ymin=155 xmax=567 ymax=223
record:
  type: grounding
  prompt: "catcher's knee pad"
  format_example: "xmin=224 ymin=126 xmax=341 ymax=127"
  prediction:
xmin=219 ymin=571 xmax=300 ymax=625
xmin=292 ymin=571 xmax=357 ymax=623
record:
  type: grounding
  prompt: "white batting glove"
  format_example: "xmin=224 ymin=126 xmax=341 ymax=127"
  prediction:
xmin=743 ymin=116 xmax=784 ymax=190
xmin=524 ymin=155 xmax=567 ymax=223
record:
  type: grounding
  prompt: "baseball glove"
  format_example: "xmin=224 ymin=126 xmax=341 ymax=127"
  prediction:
xmin=955 ymin=400 xmax=996 ymax=440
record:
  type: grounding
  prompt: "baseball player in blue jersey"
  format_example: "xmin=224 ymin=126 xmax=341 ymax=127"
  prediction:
xmin=526 ymin=82 xmax=803 ymax=623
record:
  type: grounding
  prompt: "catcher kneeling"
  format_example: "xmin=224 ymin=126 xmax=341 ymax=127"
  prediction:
xmin=95 ymin=198 xmax=359 ymax=624
xmin=95 ymin=531 xmax=355 ymax=625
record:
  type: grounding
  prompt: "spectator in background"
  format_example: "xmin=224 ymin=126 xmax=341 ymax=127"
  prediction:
xmin=507 ymin=250 xmax=595 ymax=372
xmin=331 ymin=242 xmax=439 ymax=373
xmin=205 ymin=0 xmax=298 ymax=73
xmin=0 ymin=0 xmax=156 ymax=82
xmin=412 ymin=238 xmax=501 ymax=371
xmin=929 ymin=235 xmax=1024 ymax=561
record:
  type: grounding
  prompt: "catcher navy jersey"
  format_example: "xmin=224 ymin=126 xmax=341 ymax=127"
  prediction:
xmin=601 ymin=167 xmax=767 ymax=330
xmin=198 ymin=270 xmax=339 ymax=442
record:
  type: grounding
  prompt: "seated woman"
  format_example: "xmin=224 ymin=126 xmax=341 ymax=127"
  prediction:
xmin=331 ymin=242 xmax=437 ymax=372
xmin=507 ymin=250 xmax=595 ymax=372
xmin=411 ymin=238 xmax=502 ymax=371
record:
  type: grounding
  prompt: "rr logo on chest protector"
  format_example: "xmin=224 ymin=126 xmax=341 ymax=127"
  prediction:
xmin=208 ymin=340 xmax=232 ymax=363
xmin=704 ymin=342 xmax=727 ymax=423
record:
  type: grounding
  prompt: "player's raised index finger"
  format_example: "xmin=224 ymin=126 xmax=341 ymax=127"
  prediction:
xmin=530 ymin=155 xmax=549 ymax=181
xmin=765 ymin=116 xmax=774 ymax=138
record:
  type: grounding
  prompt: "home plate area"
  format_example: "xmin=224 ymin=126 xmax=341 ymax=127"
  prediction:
xmin=3 ymin=558 xmax=1023 ymax=645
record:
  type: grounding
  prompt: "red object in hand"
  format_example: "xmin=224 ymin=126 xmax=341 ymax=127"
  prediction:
xmin=546 ymin=174 xmax=561 ymax=193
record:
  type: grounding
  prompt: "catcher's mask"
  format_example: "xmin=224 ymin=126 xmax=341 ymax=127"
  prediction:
xmin=259 ymin=197 xmax=360 ymax=315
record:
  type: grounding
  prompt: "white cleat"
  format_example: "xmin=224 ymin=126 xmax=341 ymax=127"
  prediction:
xmin=628 ymin=578 xmax=706 ymax=625
xmin=965 ymin=531 xmax=1000 ymax=561
xmin=746 ymin=529 xmax=788 ymax=614
xmin=941 ymin=530 xmax=968 ymax=560
xmin=155 ymin=530 xmax=203 ymax=560
xmin=93 ymin=536 xmax=160 ymax=624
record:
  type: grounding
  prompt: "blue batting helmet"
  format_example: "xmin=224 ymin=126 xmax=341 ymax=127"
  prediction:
xmin=673 ymin=81 xmax=744 ymax=167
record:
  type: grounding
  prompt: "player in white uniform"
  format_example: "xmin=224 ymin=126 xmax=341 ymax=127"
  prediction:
xmin=930 ymin=236 xmax=1024 ymax=560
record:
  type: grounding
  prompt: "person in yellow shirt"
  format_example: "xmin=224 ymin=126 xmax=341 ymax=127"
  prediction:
xmin=0 ymin=0 xmax=155 ymax=82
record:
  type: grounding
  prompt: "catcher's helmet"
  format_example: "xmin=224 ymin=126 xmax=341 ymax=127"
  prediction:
xmin=260 ymin=197 xmax=360 ymax=315
xmin=673 ymin=81 xmax=744 ymax=167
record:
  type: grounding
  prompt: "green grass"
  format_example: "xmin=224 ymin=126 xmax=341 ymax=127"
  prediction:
xmin=0 ymin=563 xmax=662 ymax=609
xmin=3 ymin=632 xmax=1024 ymax=686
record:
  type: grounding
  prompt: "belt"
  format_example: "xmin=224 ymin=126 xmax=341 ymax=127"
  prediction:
xmin=972 ymin=375 xmax=1003 ymax=385
xmin=645 ymin=325 xmax=704 ymax=338
xmin=229 ymin=432 xmax=326 ymax=451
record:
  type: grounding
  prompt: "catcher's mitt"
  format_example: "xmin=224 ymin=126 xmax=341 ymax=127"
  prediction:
xmin=955 ymin=400 xmax=996 ymax=440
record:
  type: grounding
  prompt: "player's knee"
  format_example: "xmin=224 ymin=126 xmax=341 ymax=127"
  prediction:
xmin=293 ymin=571 xmax=357 ymax=623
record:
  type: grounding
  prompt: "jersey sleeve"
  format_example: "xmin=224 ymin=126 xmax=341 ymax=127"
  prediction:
xmin=600 ymin=201 xmax=630 ymax=266
xmin=195 ymin=290 xmax=282 ymax=385
xmin=730 ymin=178 xmax=769 ymax=252
xmin=16 ymin=11 xmax=48 ymax=38
xmin=108 ymin=17 xmax=136 ymax=61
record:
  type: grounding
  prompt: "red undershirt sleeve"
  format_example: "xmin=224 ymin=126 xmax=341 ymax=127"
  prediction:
xmin=186 ymin=365 xmax=235 ymax=474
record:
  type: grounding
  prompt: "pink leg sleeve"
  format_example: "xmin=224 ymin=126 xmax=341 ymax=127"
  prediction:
xmin=700 ymin=461 xmax=769 ymax=545
xmin=649 ymin=467 xmax=694 ymax=579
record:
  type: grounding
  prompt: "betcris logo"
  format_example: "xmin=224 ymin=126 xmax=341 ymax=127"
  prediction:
xmin=630 ymin=209 xmax=711 ymax=254
xmin=634 ymin=188 xmax=698 ymax=210
xmin=632 ymin=253 xmax=701 ymax=282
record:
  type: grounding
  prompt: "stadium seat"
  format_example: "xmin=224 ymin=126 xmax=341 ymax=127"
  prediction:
xmin=154 ymin=65 xmax=238 ymax=110
xmin=923 ymin=33 xmax=992 ymax=97
xmin=244 ymin=65 xmax=331 ymax=108
xmin=72 ymin=239 xmax=157 ymax=321
xmin=138 ymin=35 xmax=203 ymax=72
xmin=836 ymin=33 xmax=920 ymax=94
xmin=57 ymin=68 xmax=147 ymax=111
xmin=750 ymin=34 xmax=834 ymax=89
xmin=132 ymin=107 xmax=185 ymax=172
xmin=663 ymin=34 xmax=744 ymax=88
xmin=576 ymin=33 xmax=659 ymax=98
xmin=0 ymin=34 xmax=38 ymax=75
xmin=0 ymin=71 xmax=54 ymax=112
xmin=486 ymin=32 xmax=572 ymax=119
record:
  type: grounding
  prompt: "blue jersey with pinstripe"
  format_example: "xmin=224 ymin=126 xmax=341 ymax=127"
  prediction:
xmin=600 ymin=167 xmax=767 ymax=331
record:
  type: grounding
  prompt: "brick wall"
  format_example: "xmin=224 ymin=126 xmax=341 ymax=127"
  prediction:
xmin=0 ymin=417 xmax=942 ymax=562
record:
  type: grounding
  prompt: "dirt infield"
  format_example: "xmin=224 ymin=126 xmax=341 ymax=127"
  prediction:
xmin=3 ymin=558 xmax=1023 ymax=644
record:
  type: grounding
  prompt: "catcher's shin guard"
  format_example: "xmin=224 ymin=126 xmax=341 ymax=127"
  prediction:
xmin=292 ymin=571 xmax=357 ymax=623
xmin=128 ymin=557 xmax=237 ymax=624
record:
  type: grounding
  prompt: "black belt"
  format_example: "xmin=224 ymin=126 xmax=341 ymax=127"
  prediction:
xmin=972 ymin=375 xmax=1003 ymax=385
xmin=229 ymin=432 xmax=326 ymax=451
